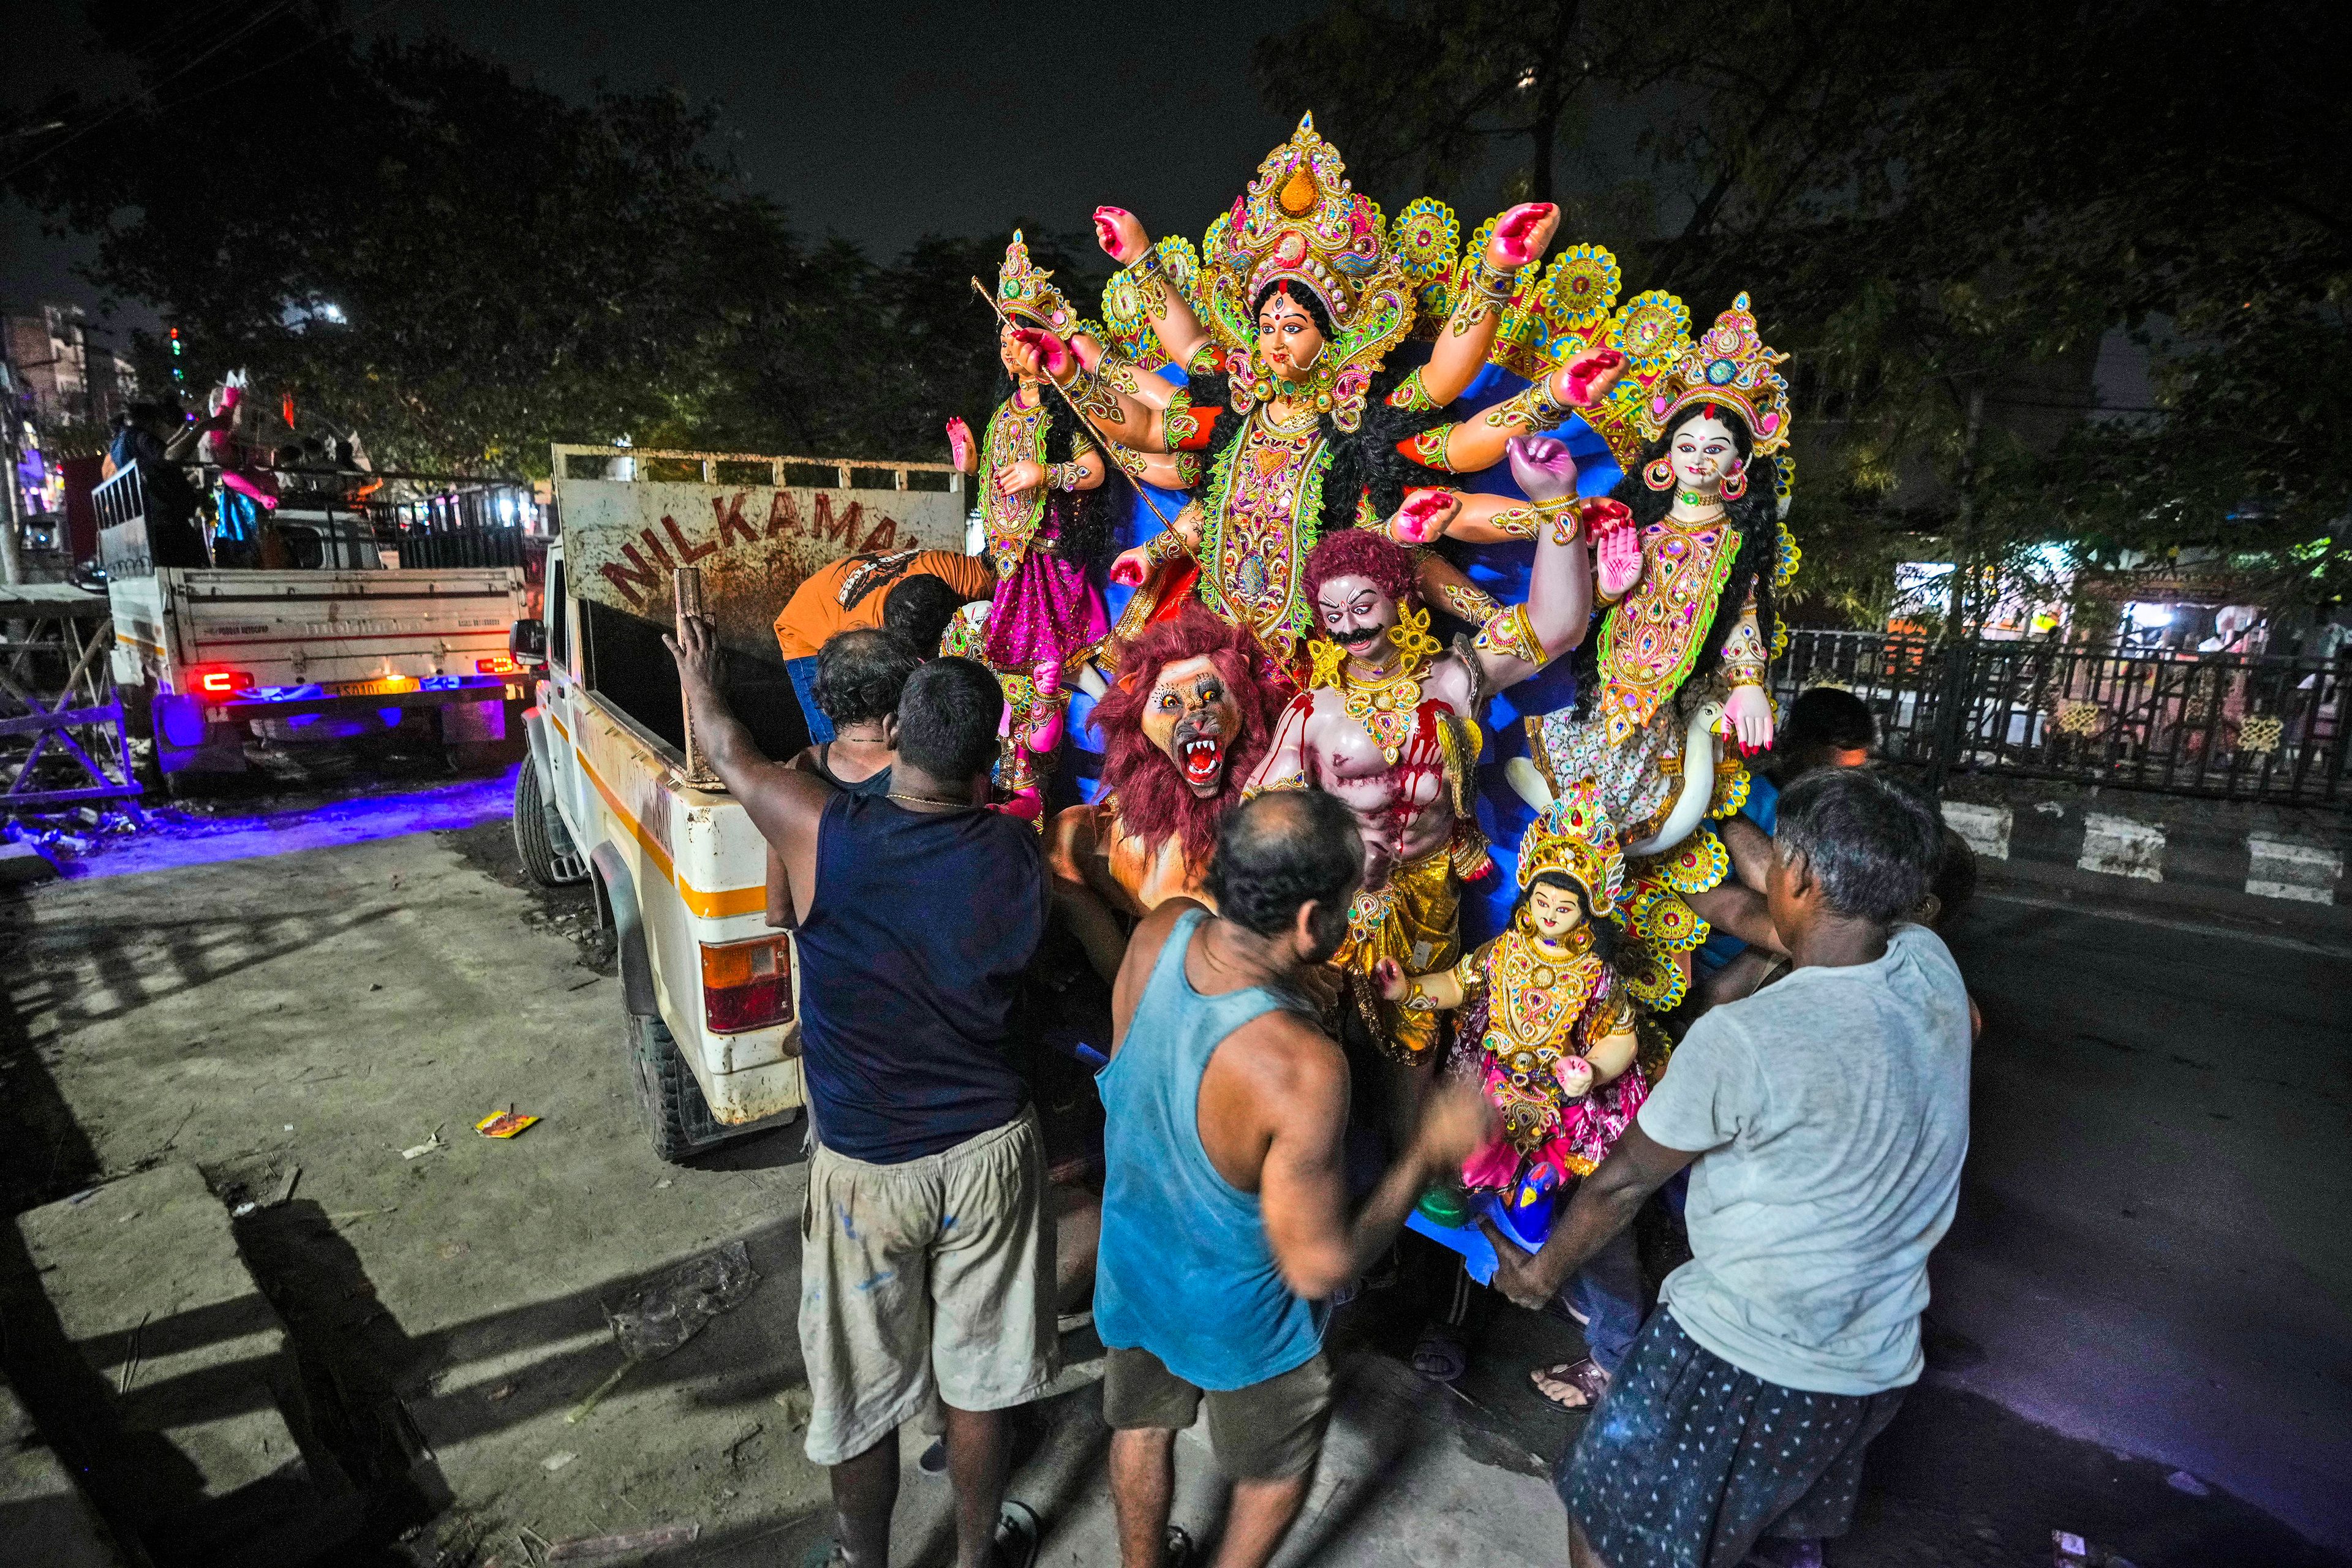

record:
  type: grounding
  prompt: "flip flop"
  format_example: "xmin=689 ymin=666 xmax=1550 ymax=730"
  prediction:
xmin=1530 ymin=1357 xmax=1610 ymax=1411
xmin=1411 ymin=1325 xmax=1468 ymax=1385
xmin=992 ymin=1499 xmax=1041 ymax=1568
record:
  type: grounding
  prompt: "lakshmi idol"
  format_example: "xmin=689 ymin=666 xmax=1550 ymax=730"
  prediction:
xmin=1006 ymin=114 xmax=1623 ymax=673
xmin=1530 ymin=296 xmax=1800 ymax=914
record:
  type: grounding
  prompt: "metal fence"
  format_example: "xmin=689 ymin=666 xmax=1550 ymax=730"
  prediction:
xmin=1775 ymin=629 xmax=2352 ymax=805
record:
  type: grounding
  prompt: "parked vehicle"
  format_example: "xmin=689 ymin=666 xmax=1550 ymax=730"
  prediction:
xmin=516 ymin=443 xmax=968 ymax=1159
xmin=95 ymin=462 xmax=540 ymax=778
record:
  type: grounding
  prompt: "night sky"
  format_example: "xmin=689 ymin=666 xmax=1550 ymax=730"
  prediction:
xmin=5 ymin=0 xmax=1373 ymax=330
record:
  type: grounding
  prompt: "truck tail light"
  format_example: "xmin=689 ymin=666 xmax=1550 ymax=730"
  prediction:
xmin=700 ymin=935 xmax=793 ymax=1034
xmin=476 ymin=654 xmax=522 ymax=674
xmin=193 ymin=668 xmax=255 ymax=695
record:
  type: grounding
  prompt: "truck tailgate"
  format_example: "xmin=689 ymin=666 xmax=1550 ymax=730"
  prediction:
xmin=164 ymin=568 xmax=523 ymax=687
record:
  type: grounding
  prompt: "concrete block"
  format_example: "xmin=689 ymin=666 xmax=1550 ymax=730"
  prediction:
xmin=2246 ymin=834 xmax=2340 ymax=905
xmin=1942 ymin=801 xmax=2013 ymax=861
xmin=2079 ymin=813 xmax=2165 ymax=882
xmin=13 ymin=1166 xmax=311 ymax=1529
xmin=0 ymin=839 xmax=61 ymax=887
xmin=1 ymin=1366 xmax=130 ymax=1567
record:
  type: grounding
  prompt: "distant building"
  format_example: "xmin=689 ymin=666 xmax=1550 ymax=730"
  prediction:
xmin=1 ymin=303 xmax=139 ymax=429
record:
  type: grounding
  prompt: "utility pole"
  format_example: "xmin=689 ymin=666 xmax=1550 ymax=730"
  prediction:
xmin=0 ymin=420 xmax=23 ymax=586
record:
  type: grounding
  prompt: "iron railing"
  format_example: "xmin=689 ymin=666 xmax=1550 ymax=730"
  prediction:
xmin=1775 ymin=629 xmax=2351 ymax=805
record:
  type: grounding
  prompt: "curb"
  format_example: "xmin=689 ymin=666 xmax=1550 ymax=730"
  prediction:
xmin=1940 ymin=799 xmax=2345 ymax=908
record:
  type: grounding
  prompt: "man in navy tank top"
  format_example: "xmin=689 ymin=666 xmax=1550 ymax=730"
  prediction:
xmin=1095 ymin=791 xmax=1495 ymax=1568
xmin=672 ymin=618 xmax=1052 ymax=1568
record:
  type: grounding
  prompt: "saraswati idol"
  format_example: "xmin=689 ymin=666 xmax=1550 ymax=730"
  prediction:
xmin=1006 ymin=114 xmax=1623 ymax=675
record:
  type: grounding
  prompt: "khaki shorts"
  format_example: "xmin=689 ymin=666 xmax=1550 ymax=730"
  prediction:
xmin=1102 ymin=1346 xmax=1333 ymax=1481
xmin=799 ymin=1109 xmax=1057 ymax=1466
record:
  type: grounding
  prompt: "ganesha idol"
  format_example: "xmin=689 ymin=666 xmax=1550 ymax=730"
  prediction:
xmin=1048 ymin=607 xmax=1280 ymax=981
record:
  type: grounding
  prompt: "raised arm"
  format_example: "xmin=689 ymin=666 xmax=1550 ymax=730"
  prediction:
xmin=1414 ymin=203 xmax=1560 ymax=407
xmin=1469 ymin=437 xmax=1604 ymax=691
xmin=666 ymin=615 xmax=836 ymax=924
xmin=1096 ymin=207 xmax=1213 ymax=372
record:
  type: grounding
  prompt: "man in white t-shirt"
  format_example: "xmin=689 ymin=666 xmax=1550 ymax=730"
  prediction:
xmin=1482 ymin=768 xmax=1970 ymax=1568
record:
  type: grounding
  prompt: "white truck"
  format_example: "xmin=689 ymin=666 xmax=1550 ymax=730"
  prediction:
xmin=94 ymin=463 xmax=537 ymax=777
xmin=514 ymin=444 xmax=968 ymax=1159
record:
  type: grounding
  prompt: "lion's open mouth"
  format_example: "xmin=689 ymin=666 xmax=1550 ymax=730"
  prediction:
xmin=1179 ymin=733 xmax=1226 ymax=791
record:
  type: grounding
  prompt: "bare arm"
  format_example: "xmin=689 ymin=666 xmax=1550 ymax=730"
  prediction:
xmin=1431 ymin=491 xmax=1545 ymax=545
xmin=1095 ymin=207 xmax=1213 ymax=371
xmin=1469 ymin=437 xmax=1597 ymax=691
xmin=1415 ymin=202 xmax=1562 ymax=406
xmin=1257 ymin=1028 xmax=1494 ymax=1299
xmin=666 ymin=616 xmax=835 ymax=924
xmin=1439 ymin=349 xmax=1625 ymax=475
xmin=1482 ymin=1123 xmax=1700 ymax=1309
xmin=1047 ymin=805 xmax=1136 ymax=984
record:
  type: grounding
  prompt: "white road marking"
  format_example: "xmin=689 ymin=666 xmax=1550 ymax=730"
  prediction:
xmin=1978 ymin=888 xmax=2352 ymax=959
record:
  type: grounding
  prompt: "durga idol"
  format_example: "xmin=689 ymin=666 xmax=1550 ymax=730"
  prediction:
xmin=1006 ymin=114 xmax=1623 ymax=672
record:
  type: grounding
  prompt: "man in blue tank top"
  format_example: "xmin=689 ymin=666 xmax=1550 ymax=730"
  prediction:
xmin=1095 ymin=790 xmax=1496 ymax=1568
xmin=672 ymin=619 xmax=1051 ymax=1568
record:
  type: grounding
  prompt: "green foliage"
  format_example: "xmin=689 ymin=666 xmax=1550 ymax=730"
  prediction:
xmin=1259 ymin=0 xmax=2352 ymax=625
xmin=6 ymin=2 xmax=1098 ymax=475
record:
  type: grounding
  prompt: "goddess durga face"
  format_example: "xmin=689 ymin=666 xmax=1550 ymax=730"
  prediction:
xmin=1256 ymin=287 xmax=1327 ymax=383
xmin=1668 ymin=412 xmax=1742 ymax=494
xmin=1142 ymin=654 xmax=1243 ymax=797
xmin=1522 ymin=875 xmax=1592 ymax=942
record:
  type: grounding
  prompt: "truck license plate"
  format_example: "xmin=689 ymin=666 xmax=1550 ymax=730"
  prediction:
xmin=330 ymin=677 xmax=421 ymax=697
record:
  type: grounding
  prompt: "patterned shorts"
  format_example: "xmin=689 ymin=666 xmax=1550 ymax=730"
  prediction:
xmin=1558 ymin=1310 xmax=1906 ymax=1568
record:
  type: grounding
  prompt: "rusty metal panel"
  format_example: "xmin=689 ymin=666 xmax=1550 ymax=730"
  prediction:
xmin=557 ymin=468 xmax=967 ymax=657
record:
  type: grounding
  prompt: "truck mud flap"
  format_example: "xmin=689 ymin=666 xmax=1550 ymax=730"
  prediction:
xmin=589 ymin=842 xmax=659 ymax=1018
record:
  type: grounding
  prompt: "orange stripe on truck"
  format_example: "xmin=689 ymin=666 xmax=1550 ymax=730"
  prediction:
xmin=553 ymin=709 xmax=766 ymax=919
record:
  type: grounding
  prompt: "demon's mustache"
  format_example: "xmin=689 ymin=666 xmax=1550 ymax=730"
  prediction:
xmin=1333 ymin=625 xmax=1385 ymax=649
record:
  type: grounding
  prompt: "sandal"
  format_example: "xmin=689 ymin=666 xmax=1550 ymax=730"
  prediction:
xmin=1164 ymin=1524 xmax=1197 ymax=1567
xmin=991 ymin=1500 xmax=1041 ymax=1568
xmin=1411 ymin=1324 xmax=1469 ymax=1385
xmin=1530 ymin=1357 xmax=1610 ymax=1411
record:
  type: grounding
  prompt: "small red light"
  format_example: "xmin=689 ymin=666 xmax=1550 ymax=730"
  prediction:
xmin=476 ymin=654 xmax=521 ymax=674
xmin=705 ymin=977 xmax=791 ymax=1034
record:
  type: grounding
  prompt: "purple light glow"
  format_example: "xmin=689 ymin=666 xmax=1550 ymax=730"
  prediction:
xmin=60 ymin=767 xmax=520 ymax=881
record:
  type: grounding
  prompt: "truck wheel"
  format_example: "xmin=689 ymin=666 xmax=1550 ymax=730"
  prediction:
xmin=627 ymin=1011 xmax=729 ymax=1163
xmin=513 ymin=760 xmax=587 ymax=886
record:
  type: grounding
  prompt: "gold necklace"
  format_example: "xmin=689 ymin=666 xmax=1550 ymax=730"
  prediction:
xmin=1256 ymin=399 xmax=1319 ymax=438
xmin=1311 ymin=609 xmax=1438 ymax=766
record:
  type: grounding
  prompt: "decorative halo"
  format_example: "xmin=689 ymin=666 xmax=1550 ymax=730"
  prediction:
xmin=1543 ymin=244 xmax=1621 ymax=331
xmin=1605 ymin=290 xmax=1691 ymax=374
xmin=1390 ymin=197 xmax=1460 ymax=281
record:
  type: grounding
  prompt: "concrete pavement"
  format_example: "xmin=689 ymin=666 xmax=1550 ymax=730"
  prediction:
xmin=3 ymin=792 xmax=2349 ymax=1567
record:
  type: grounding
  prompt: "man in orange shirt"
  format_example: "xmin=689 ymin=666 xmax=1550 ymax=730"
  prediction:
xmin=774 ymin=548 xmax=993 ymax=740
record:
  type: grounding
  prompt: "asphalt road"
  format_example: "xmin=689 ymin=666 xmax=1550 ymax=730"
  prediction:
xmin=2 ymin=777 xmax=2347 ymax=1567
